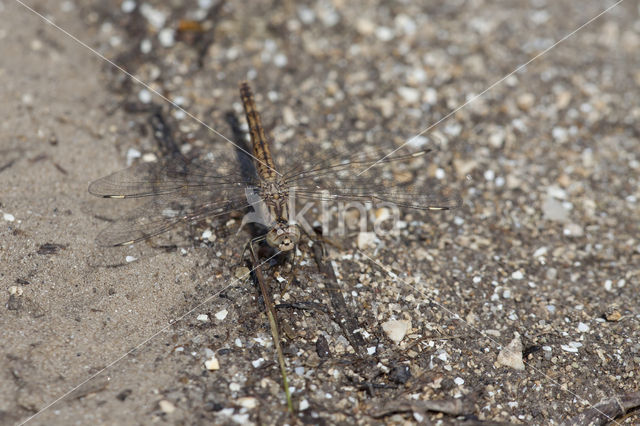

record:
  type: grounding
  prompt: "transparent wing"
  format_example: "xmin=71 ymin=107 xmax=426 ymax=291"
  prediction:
xmin=94 ymin=194 xmax=251 ymax=247
xmin=89 ymin=157 xmax=255 ymax=246
xmin=89 ymin=157 xmax=253 ymax=198
xmin=283 ymin=147 xmax=461 ymax=211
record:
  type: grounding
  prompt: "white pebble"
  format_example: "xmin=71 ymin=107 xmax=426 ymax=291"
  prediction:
xmin=547 ymin=185 xmax=567 ymax=200
xmin=126 ymin=147 xmax=141 ymax=165
xmin=125 ymin=255 xmax=137 ymax=263
xmin=231 ymin=414 xmax=249 ymax=423
xmin=533 ymin=247 xmax=548 ymax=258
xmin=159 ymin=400 xmax=175 ymax=413
xmin=252 ymin=358 xmax=264 ymax=368
xmin=542 ymin=197 xmax=569 ymax=223
xmin=604 ymin=280 xmax=612 ymax=291
xmin=398 ymin=86 xmax=420 ymax=103
xmin=382 ymin=319 xmax=411 ymax=344
xmin=454 ymin=377 xmax=465 ymax=385
xmin=158 ymin=28 xmax=175 ymax=47
xmin=496 ymin=335 xmax=525 ymax=370
xmin=367 ymin=346 xmax=376 ymax=355
xmin=139 ymin=38 xmax=151 ymax=54
xmin=375 ymin=26 xmax=394 ymax=41
xmin=121 ymin=0 xmax=136 ymax=13
xmin=577 ymin=322 xmax=590 ymax=332
xmin=3 ymin=212 xmax=15 ymax=222
xmin=563 ymin=223 xmax=584 ymax=237
xmin=205 ymin=355 xmax=220 ymax=370
xmin=273 ymin=53 xmax=288 ymax=67
xmin=140 ymin=3 xmax=166 ymax=29
xmin=511 ymin=270 xmax=524 ymax=280
xmin=357 ymin=232 xmax=378 ymax=249
xmin=138 ymin=89 xmax=152 ymax=103
xmin=197 ymin=314 xmax=209 ymax=322
xmin=552 ymin=126 xmax=568 ymax=142
xmin=299 ymin=399 xmax=310 ymax=410
xmin=407 ymin=135 xmax=428 ymax=148
xmin=561 ymin=344 xmax=579 ymax=353
xmin=215 ymin=309 xmax=228 ymax=320
xmin=8 ymin=286 xmax=23 ymax=296
xmin=237 ymin=397 xmax=257 ymax=409
xmin=484 ymin=169 xmax=495 ymax=181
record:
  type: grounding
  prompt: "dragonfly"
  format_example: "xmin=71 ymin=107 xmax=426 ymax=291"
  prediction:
xmin=88 ymin=82 xmax=460 ymax=254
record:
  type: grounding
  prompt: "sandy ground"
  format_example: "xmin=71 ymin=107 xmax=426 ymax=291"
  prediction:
xmin=1 ymin=0 xmax=639 ymax=425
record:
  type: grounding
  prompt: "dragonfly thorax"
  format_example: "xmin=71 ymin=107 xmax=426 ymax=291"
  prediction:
xmin=266 ymin=220 xmax=300 ymax=252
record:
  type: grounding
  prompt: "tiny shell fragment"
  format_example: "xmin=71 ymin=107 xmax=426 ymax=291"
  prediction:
xmin=496 ymin=335 xmax=525 ymax=370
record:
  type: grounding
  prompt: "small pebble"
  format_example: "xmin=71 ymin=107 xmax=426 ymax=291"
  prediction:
xmin=126 ymin=148 xmax=141 ymax=165
xmin=375 ymin=26 xmax=394 ymax=41
xmin=159 ymin=400 xmax=175 ymax=414
xmin=197 ymin=314 xmax=209 ymax=322
xmin=215 ymin=309 xmax=228 ymax=320
xmin=605 ymin=309 xmax=622 ymax=322
xmin=273 ymin=53 xmax=288 ymax=67
xmin=382 ymin=319 xmax=411 ymax=344
xmin=204 ymin=355 xmax=220 ymax=370
xmin=3 ymin=212 xmax=15 ymax=222
xmin=231 ymin=414 xmax=249 ymax=424
xmin=511 ymin=270 xmax=524 ymax=280
xmin=563 ymin=223 xmax=584 ymax=237
xmin=561 ymin=344 xmax=579 ymax=353
xmin=8 ymin=285 xmax=23 ymax=296
xmin=158 ymin=28 xmax=175 ymax=47
xmin=397 ymin=86 xmax=420 ymax=103
xmin=577 ymin=322 xmax=590 ymax=332
xmin=138 ymin=89 xmax=152 ymax=103
xmin=140 ymin=39 xmax=152 ymax=54
xmin=542 ymin=197 xmax=569 ymax=222
xmin=140 ymin=3 xmax=166 ymax=29
xmin=516 ymin=92 xmax=535 ymax=110
xmin=533 ymin=247 xmax=548 ymax=258
xmin=484 ymin=169 xmax=495 ymax=181
xmin=235 ymin=267 xmax=250 ymax=279
xmin=407 ymin=135 xmax=428 ymax=148
xmin=237 ymin=397 xmax=258 ymax=409
xmin=357 ymin=232 xmax=378 ymax=249
xmin=121 ymin=0 xmax=136 ymax=13
xmin=496 ymin=335 xmax=525 ymax=370
xmin=299 ymin=399 xmax=310 ymax=410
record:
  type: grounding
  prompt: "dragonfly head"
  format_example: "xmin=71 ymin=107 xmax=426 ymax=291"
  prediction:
xmin=266 ymin=221 xmax=300 ymax=252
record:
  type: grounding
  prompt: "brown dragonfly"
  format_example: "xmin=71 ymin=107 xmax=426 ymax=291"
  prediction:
xmin=88 ymin=82 xmax=460 ymax=253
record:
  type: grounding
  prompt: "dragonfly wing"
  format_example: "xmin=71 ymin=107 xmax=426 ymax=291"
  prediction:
xmin=285 ymin=147 xmax=461 ymax=211
xmin=89 ymin=158 xmax=253 ymax=198
xmin=95 ymin=193 xmax=251 ymax=247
